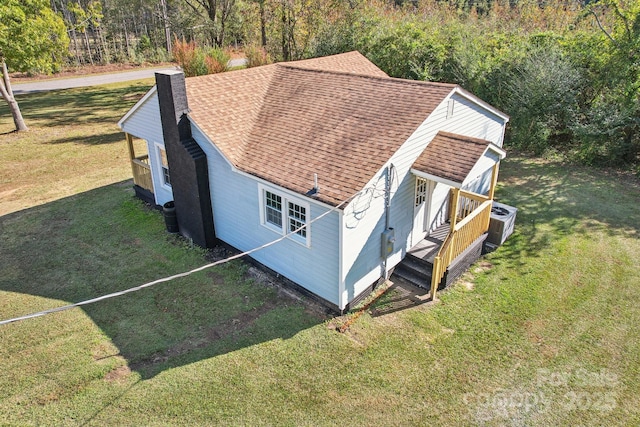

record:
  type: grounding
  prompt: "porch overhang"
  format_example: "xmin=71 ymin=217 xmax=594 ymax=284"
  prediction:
xmin=411 ymin=169 xmax=463 ymax=188
xmin=411 ymin=131 xmax=506 ymax=187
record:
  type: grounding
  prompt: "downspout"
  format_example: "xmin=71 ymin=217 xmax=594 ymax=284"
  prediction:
xmin=382 ymin=163 xmax=396 ymax=280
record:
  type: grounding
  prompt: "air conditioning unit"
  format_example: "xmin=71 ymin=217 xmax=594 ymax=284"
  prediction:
xmin=487 ymin=201 xmax=517 ymax=246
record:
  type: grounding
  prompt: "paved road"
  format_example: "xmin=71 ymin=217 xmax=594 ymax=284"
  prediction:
xmin=12 ymin=58 xmax=247 ymax=95
xmin=12 ymin=67 xmax=176 ymax=95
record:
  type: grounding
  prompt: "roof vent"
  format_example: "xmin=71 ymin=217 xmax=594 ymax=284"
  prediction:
xmin=306 ymin=173 xmax=319 ymax=196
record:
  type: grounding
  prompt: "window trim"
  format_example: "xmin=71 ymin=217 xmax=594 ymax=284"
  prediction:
xmin=259 ymin=184 xmax=311 ymax=247
xmin=155 ymin=143 xmax=171 ymax=190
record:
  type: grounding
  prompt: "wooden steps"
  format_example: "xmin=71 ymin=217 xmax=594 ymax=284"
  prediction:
xmin=392 ymin=225 xmax=487 ymax=292
xmin=391 ymin=255 xmax=433 ymax=290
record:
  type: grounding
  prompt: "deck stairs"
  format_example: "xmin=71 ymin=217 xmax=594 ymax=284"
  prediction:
xmin=391 ymin=223 xmax=448 ymax=290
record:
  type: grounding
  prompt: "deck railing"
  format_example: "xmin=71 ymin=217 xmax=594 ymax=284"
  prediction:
xmin=457 ymin=189 xmax=489 ymax=220
xmin=131 ymin=154 xmax=153 ymax=192
xmin=430 ymin=189 xmax=492 ymax=300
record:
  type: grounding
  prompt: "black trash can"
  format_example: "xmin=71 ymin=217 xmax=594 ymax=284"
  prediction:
xmin=163 ymin=201 xmax=179 ymax=233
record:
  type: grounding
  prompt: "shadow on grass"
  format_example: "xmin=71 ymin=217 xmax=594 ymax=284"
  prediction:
xmin=0 ymin=182 xmax=325 ymax=380
xmin=368 ymin=279 xmax=431 ymax=317
xmin=46 ymin=131 xmax=125 ymax=145
xmin=488 ymin=156 xmax=640 ymax=268
xmin=4 ymin=82 xmax=153 ymax=132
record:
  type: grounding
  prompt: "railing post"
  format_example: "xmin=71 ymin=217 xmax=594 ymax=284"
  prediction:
xmin=126 ymin=133 xmax=135 ymax=160
xmin=450 ymin=187 xmax=460 ymax=233
xmin=430 ymin=257 xmax=441 ymax=301
xmin=488 ymin=163 xmax=499 ymax=201
xmin=126 ymin=133 xmax=138 ymax=184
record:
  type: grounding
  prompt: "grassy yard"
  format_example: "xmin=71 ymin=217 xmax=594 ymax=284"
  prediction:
xmin=1 ymin=83 xmax=639 ymax=425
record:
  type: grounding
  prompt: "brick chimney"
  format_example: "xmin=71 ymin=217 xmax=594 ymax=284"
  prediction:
xmin=156 ymin=71 xmax=216 ymax=248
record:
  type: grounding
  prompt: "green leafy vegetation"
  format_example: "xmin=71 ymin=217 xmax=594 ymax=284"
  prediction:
xmin=0 ymin=0 xmax=70 ymax=131
xmin=10 ymin=1 xmax=640 ymax=167
xmin=171 ymin=38 xmax=230 ymax=77
xmin=1 ymin=81 xmax=639 ymax=425
xmin=310 ymin=1 xmax=640 ymax=170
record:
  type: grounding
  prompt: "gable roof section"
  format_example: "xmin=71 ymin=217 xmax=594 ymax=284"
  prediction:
xmin=186 ymin=52 xmax=454 ymax=206
xmin=412 ymin=131 xmax=504 ymax=186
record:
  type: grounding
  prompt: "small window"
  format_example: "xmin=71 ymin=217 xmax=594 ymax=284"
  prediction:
xmin=159 ymin=147 xmax=170 ymax=186
xmin=415 ymin=178 xmax=427 ymax=206
xmin=288 ymin=202 xmax=306 ymax=237
xmin=265 ymin=191 xmax=282 ymax=227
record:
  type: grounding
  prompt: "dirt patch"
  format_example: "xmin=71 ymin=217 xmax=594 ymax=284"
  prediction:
xmin=473 ymin=261 xmax=493 ymax=273
xmin=460 ymin=281 xmax=475 ymax=291
xmin=524 ymin=318 xmax=558 ymax=359
xmin=105 ymin=366 xmax=132 ymax=382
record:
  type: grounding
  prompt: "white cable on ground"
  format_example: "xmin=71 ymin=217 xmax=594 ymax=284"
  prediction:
xmin=0 ymin=192 xmax=356 ymax=326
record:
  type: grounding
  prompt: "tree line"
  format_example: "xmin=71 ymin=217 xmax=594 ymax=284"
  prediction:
xmin=1 ymin=0 xmax=638 ymax=171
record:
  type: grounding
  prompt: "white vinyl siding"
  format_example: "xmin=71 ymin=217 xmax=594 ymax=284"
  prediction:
xmin=462 ymin=149 xmax=501 ymax=195
xmin=118 ymin=90 xmax=174 ymax=206
xmin=441 ymin=93 xmax=506 ymax=145
xmin=191 ymin=124 xmax=341 ymax=307
xmin=341 ymin=90 xmax=508 ymax=305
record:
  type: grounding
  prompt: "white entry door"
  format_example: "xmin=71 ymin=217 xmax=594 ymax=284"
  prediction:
xmin=411 ymin=177 xmax=434 ymax=247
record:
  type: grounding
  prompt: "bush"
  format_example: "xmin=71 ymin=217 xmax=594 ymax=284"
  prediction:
xmin=172 ymin=38 xmax=208 ymax=77
xmin=360 ymin=21 xmax=447 ymax=80
xmin=487 ymin=44 xmax=583 ymax=154
xmin=204 ymin=47 xmax=230 ymax=73
xmin=244 ymin=45 xmax=271 ymax=68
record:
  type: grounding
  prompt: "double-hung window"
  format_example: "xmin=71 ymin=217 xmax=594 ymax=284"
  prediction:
xmin=260 ymin=185 xmax=310 ymax=246
xmin=265 ymin=191 xmax=283 ymax=227
xmin=288 ymin=202 xmax=306 ymax=238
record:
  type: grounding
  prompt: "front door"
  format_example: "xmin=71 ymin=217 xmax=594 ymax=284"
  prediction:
xmin=412 ymin=177 xmax=434 ymax=247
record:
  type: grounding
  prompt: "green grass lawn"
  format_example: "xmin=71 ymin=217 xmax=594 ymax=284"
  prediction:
xmin=1 ymin=83 xmax=639 ymax=425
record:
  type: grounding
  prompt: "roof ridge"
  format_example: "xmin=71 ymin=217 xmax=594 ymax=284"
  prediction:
xmin=275 ymin=62 xmax=387 ymax=80
xmin=276 ymin=63 xmax=457 ymax=89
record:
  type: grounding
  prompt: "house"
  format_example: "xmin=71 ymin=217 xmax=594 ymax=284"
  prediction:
xmin=118 ymin=51 xmax=509 ymax=312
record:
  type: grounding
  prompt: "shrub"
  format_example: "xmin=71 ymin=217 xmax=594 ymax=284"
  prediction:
xmin=172 ymin=38 xmax=204 ymax=77
xmin=204 ymin=47 xmax=230 ymax=73
xmin=244 ymin=45 xmax=271 ymax=68
xmin=172 ymin=39 xmax=233 ymax=76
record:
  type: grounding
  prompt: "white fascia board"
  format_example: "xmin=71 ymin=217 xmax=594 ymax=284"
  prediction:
xmin=411 ymin=169 xmax=462 ymax=188
xmin=486 ymin=143 xmax=507 ymax=159
xmin=247 ymin=172 xmax=341 ymax=211
xmin=452 ymin=86 xmax=510 ymax=123
xmin=117 ymin=86 xmax=157 ymax=129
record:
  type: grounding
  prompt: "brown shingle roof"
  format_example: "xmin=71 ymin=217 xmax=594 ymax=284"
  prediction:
xmin=412 ymin=131 xmax=492 ymax=185
xmin=284 ymin=51 xmax=389 ymax=78
xmin=186 ymin=52 xmax=455 ymax=206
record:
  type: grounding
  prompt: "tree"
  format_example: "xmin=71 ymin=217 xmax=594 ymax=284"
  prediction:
xmin=577 ymin=0 xmax=640 ymax=164
xmin=0 ymin=0 xmax=69 ymax=131
xmin=182 ymin=0 xmax=237 ymax=47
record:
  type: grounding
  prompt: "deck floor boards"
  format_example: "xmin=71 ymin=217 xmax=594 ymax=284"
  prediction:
xmin=408 ymin=222 xmax=449 ymax=263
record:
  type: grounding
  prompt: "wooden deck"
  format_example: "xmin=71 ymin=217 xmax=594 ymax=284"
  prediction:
xmin=407 ymin=223 xmax=449 ymax=264
xmin=394 ymin=219 xmax=487 ymax=292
